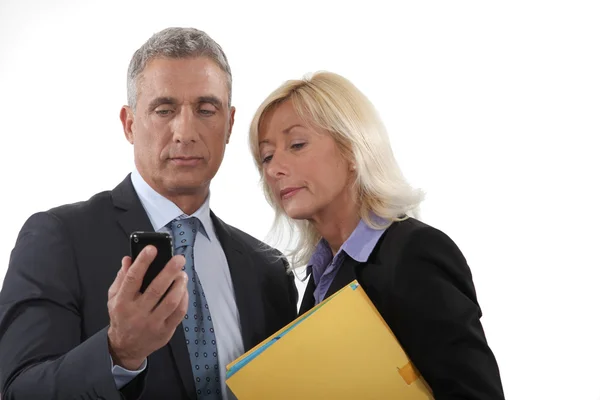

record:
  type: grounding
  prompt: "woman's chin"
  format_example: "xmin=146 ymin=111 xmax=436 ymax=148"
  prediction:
xmin=282 ymin=204 xmax=313 ymax=221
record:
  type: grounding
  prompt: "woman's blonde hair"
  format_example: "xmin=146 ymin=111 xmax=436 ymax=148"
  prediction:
xmin=249 ymin=71 xmax=425 ymax=268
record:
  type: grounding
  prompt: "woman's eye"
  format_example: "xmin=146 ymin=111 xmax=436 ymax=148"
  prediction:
xmin=261 ymin=155 xmax=273 ymax=164
xmin=291 ymin=143 xmax=306 ymax=149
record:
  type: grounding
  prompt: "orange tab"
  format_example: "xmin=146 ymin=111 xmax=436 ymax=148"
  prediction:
xmin=397 ymin=362 xmax=420 ymax=385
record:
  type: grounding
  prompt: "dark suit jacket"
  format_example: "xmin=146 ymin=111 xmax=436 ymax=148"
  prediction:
xmin=0 ymin=175 xmax=298 ymax=400
xmin=299 ymin=217 xmax=504 ymax=400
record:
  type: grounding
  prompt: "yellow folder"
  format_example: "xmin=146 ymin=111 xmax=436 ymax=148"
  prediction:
xmin=225 ymin=280 xmax=434 ymax=399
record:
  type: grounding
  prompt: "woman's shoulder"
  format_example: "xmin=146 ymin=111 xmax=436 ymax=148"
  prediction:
xmin=384 ymin=216 xmax=446 ymax=240
xmin=373 ymin=217 xmax=474 ymax=293
xmin=379 ymin=216 xmax=465 ymax=259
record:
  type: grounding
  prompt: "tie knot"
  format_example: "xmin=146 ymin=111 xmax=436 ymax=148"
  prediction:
xmin=168 ymin=217 xmax=201 ymax=249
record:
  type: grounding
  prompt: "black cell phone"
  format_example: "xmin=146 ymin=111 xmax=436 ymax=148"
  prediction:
xmin=130 ymin=231 xmax=173 ymax=293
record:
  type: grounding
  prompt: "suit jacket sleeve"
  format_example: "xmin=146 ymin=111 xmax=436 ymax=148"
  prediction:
xmin=388 ymin=226 xmax=505 ymax=400
xmin=0 ymin=212 xmax=146 ymax=400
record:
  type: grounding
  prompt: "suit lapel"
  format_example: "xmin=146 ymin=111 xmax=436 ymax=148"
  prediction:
xmin=325 ymin=257 xmax=359 ymax=298
xmin=298 ymin=274 xmax=316 ymax=315
xmin=111 ymin=175 xmax=196 ymax=400
xmin=111 ymin=174 xmax=154 ymax=236
xmin=168 ymin=327 xmax=196 ymax=399
xmin=210 ymin=212 xmax=266 ymax=351
xmin=299 ymin=257 xmax=362 ymax=315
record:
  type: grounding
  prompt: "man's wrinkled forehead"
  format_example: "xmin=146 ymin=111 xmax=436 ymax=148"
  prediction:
xmin=135 ymin=56 xmax=229 ymax=108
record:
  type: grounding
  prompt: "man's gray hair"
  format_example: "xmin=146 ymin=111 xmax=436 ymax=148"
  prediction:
xmin=126 ymin=27 xmax=232 ymax=111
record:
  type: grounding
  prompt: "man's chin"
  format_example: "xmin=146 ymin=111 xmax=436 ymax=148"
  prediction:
xmin=169 ymin=186 xmax=205 ymax=196
xmin=164 ymin=177 xmax=210 ymax=196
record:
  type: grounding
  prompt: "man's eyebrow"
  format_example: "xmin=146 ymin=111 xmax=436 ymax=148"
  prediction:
xmin=147 ymin=97 xmax=177 ymax=113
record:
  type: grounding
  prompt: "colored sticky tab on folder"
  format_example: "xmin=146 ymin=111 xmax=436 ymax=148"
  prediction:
xmin=225 ymin=280 xmax=434 ymax=400
xmin=398 ymin=362 xmax=421 ymax=385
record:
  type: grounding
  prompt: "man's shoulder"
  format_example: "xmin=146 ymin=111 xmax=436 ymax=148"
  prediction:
xmin=218 ymin=220 xmax=284 ymax=260
xmin=45 ymin=189 xmax=114 ymax=222
xmin=16 ymin=187 xmax=118 ymax=247
xmin=228 ymin=224 xmax=280 ymax=252
xmin=43 ymin=175 xmax=133 ymax=224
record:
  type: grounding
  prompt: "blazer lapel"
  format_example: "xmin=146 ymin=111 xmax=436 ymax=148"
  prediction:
xmin=298 ymin=274 xmax=316 ymax=315
xmin=325 ymin=257 xmax=359 ymax=298
xmin=168 ymin=327 xmax=196 ymax=399
xmin=111 ymin=174 xmax=196 ymax=399
xmin=352 ymin=260 xmax=389 ymax=312
xmin=111 ymin=174 xmax=154 ymax=236
xmin=299 ymin=256 xmax=363 ymax=316
xmin=210 ymin=212 xmax=266 ymax=351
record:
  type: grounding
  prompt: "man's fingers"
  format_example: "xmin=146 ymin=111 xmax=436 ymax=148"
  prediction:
xmin=140 ymin=255 xmax=186 ymax=311
xmin=108 ymin=256 xmax=132 ymax=300
xmin=152 ymin=271 xmax=188 ymax=321
xmin=119 ymin=245 xmax=157 ymax=299
xmin=164 ymin=282 xmax=189 ymax=329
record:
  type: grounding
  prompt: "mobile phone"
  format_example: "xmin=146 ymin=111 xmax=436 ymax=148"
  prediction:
xmin=130 ymin=231 xmax=173 ymax=293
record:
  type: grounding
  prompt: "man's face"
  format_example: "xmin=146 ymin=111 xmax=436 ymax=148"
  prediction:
xmin=121 ymin=56 xmax=234 ymax=199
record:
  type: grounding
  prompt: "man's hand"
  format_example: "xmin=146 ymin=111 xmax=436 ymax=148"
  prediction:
xmin=107 ymin=246 xmax=188 ymax=370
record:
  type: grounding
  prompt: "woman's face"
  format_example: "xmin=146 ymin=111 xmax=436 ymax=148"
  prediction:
xmin=257 ymin=100 xmax=355 ymax=222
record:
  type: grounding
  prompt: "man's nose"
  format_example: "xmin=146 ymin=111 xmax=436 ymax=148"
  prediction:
xmin=172 ymin=107 xmax=198 ymax=144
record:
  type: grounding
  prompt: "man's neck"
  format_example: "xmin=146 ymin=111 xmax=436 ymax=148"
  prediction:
xmin=135 ymin=168 xmax=210 ymax=216
xmin=164 ymin=188 xmax=209 ymax=216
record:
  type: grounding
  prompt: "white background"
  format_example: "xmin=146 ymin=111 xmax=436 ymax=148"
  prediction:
xmin=1 ymin=1 xmax=599 ymax=398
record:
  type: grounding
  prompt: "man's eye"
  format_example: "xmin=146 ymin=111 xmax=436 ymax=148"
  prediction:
xmin=156 ymin=109 xmax=173 ymax=116
xmin=199 ymin=109 xmax=216 ymax=116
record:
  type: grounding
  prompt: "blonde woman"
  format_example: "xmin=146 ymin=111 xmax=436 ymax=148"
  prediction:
xmin=249 ymin=71 xmax=505 ymax=399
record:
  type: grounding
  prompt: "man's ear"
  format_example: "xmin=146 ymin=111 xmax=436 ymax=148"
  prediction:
xmin=226 ymin=106 xmax=236 ymax=144
xmin=120 ymin=106 xmax=135 ymax=144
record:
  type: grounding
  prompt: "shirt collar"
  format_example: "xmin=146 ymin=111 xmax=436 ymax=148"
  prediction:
xmin=130 ymin=168 xmax=214 ymax=241
xmin=341 ymin=214 xmax=388 ymax=262
xmin=306 ymin=214 xmax=389 ymax=278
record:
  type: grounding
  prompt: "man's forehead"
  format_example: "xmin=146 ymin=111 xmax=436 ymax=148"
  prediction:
xmin=140 ymin=58 xmax=224 ymax=84
xmin=137 ymin=57 xmax=228 ymax=102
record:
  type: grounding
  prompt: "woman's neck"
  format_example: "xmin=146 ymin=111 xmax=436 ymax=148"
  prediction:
xmin=310 ymin=199 xmax=361 ymax=255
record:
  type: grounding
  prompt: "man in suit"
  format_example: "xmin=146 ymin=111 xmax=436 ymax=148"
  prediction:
xmin=0 ymin=27 xmax=298 ymax=399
